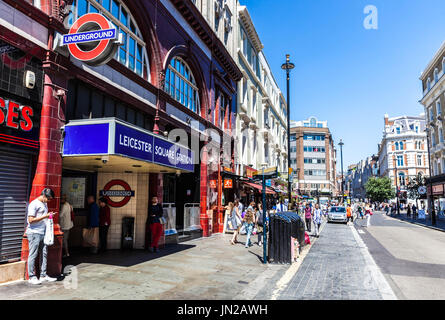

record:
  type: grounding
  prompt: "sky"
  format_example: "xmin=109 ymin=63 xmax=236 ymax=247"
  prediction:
xmin=240 ymin=0 xmax=445 ymax=169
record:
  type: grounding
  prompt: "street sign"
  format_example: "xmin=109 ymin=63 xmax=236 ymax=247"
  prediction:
xmin=63 ymin=13 xmax=121 ymax=66
xmin=223 ymin=179 xmax=233 ymax=189
xmin=418 ymin=186 xmax=427 ymax=195
xmin=253 ymin=167 xmax=278 ymax=180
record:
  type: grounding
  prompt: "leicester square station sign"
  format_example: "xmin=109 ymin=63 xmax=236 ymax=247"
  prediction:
xmin=63 ymin=13 xmax=121 ymax=66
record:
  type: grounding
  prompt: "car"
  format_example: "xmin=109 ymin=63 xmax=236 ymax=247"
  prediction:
xmin=327 ymin=206 xmax=348 ymax=224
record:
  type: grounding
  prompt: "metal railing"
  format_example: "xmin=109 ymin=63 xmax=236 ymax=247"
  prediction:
xmin=162 ymin=203 xmax=177 ymax=235
xmin=184 ymin=203 xmax=201 ymax=231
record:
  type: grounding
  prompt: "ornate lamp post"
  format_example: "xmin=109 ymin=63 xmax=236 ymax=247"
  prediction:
xmin=281 ymin=54 xmax=295 ymax=205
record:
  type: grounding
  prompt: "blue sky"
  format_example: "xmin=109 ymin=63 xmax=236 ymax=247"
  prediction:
xmin=241 ymin=0 xmax=445 ymax=169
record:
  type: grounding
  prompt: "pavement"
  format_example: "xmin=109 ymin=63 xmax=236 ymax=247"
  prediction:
xmin=0 ymin=233 xmax=287 ymax=300
xmin=385 ymin=210 xmax=445 ymax=232
xmin=254 ymin=219 xmax=396 ymax=300
xmin=355 ymin=211 xmax=445 ymax=300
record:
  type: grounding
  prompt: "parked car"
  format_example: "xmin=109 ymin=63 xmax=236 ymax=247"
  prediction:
xmin=327 ymin=206 xmax=347 ymax=224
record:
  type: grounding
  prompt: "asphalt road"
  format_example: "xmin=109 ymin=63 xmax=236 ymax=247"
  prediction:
xmin=354 ymin=211 xmax=445 ymax=300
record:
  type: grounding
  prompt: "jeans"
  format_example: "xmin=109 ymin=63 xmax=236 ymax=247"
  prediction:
xmin=149 ymin=223 xmax=163 ymax=249
xmin=244 ymin=223 xmax=254 ymax=247
xmin=99 ymin=226 xmax=109 ymax=252
xmin=27 ymin=232 xmax=47 ymax=279
xmin=305 ymin=218 xmax=311 ymax=232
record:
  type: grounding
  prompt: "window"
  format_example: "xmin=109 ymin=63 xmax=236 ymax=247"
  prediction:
xmin=440 ymin=127 xmax=444 ymax=144
xmin=310 ymin=118 xmax=317 ymax=127
xmin=304 ymin=135 xmax=325 ymax=141
xmin=303 ymin=146 xmax=326 ymax=153
xmin=437 ymin=101 xmax=442 ymax=116
xmin=397 ymin=155 xmax=404 ymax=167
xmin=69 ymin=0 xmax=149 ymax=78
xmin=395 ymin=142 xmax=399 ymax=150
xmin=427 ymin=78 xmax=431 ymax=91
xmin=417 ymin=155 xmax=422 ymax=166
xmin=165 ymin=57 xmax=200 ymax=114
xmin=290 ymin=134 xmax=296 ymax=141
xmin=396 ymin=127 xmax=401 ymax=134
xmin=400 ymin=141 xmax=404 ymax=150
xmin=398 ymin=172 xmax=406 ymax=186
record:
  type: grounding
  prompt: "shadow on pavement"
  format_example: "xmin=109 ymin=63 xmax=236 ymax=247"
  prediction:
xmin=62 ymin=243 xmax=196 ymax=269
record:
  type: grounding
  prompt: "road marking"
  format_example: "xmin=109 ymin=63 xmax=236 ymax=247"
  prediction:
xmin=358 ymin=229 xmax=365 ymax=234
xmin=351 ymin=225 xmax=397 ymax=300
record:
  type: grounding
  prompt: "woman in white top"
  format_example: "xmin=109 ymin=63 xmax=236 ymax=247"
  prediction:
xmin=59 ymin=194 xmax=74 ymax=257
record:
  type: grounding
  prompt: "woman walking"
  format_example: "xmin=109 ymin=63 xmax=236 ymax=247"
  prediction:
xmin=256 ymin=203 xmax=266 ymax=246
xmin=243 ymin=208 xmax=255 ymax=248
xmin=230 ymin=201 xmax=243 ymax=245
xmin=365 ymin=205 xmax=372 ymax=227
xmin=313 ymin=204 xmax=322 ymax=238
xmin=304 ymin=203 xmax=312 ymax=232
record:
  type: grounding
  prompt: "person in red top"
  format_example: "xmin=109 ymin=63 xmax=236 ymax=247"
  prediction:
xmin=98 ymin=197 xmax=111 ymax=253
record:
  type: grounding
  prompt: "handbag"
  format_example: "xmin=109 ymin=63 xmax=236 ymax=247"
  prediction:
xmin=159 ymin=217 xmax=167 ymax=225
xmin=44 ymin=217 xmax=54 ymax=246
xmin=82 ymin=227 xmax=99 ymax=247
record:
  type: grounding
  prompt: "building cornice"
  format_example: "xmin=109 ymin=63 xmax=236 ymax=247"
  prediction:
xmin=420 ymin=41 xmax=445 ymax=81
xmin=237 ymin=6 xmax=264 ymax=53
xmin=171 ymin=0 xmax=242 ymax=81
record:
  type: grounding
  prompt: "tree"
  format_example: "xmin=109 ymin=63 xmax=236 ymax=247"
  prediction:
xmin=365 ymin=177 xmax=395 ymax=202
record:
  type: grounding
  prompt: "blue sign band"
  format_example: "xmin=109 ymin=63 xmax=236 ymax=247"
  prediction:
xmin=63 ymin=28 xmax=116 ymax=45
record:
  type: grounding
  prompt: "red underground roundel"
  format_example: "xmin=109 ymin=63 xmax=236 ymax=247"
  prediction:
xmin=100 ymin=180 xmax=135 ymax=208
xmin=63 ymin=13 xmax=120 ymax=66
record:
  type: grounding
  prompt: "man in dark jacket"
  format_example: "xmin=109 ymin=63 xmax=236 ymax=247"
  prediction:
xmin=146 ymin=197 xmax=163 ymax=252
xmin=87 ymin=195 xmax=100 ymax=253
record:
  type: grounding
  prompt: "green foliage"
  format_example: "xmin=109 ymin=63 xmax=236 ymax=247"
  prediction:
xmin=365 ymin=177 xmax=395 ymax=202
xmin=406 ymin=173 xmax=426 ymax=200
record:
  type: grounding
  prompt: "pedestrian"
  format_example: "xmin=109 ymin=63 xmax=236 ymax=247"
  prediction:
xmin=365 ymin=205 xmax=372 ymax=227
xmin=147 ymin=196 xmax=163 ymax=252
xmin=346 ymin=204 xmax=353 ymax=224
xmin=357 ymin=204 xmax=364 ymax=219
xmin=256 ymin=203 xmax=266 ymax=246
xmin=243 ymin=208 xmax=255 ymax=248
xmin=86 ymin=195 xmax=100 ymax=254
xmin=385 ymin=204 xmax=389 ymax=215
xmin=412 ymin=203 xmax=417 ymax=220
xmin=237 ymin=199 xmax=244 ymax=216
xmin=407 ymin=203 xmax=412 ymax=218
xmin=26 ymin=188 xmax=58 ymax=285
xmin=59 ymin=194 xmax=74 ymax=258
xmin=304 ymin=203 xmax=312 ymax=232
xmin=98 ymin=197 xmax=111 ymax=253
xmin=230 ymin=201 xmax=243 ymax=245
xmin=313 ymin=204 xmax=322 ymax=237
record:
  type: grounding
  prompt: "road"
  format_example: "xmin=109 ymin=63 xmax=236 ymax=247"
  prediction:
xmin=355 ymin=211 xmax=445 ymax=300
xmin=2 ymin=211 xmax=445 ymax=300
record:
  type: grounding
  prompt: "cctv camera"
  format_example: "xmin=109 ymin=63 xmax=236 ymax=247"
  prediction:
xmin=102 ymin=159 xmax=108 ymax=164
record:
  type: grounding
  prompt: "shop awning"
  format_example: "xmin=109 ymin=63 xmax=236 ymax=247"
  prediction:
xmin=62 ymin=118 xmax=195 ymax=173
xmin=243 ymin=182 xmax=276 ymax=194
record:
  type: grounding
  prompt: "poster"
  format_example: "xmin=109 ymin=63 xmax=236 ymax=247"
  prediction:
xmin=62 ymin=177 xmax=86 ymax=209
xmin=418 ymin=209 xmax=426 ymax=220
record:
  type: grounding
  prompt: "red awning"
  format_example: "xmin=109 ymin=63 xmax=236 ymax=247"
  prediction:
xmin=243 ymin=182 xmax=276 ymax=194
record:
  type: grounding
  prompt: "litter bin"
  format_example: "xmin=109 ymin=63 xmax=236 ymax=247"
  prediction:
xmin=122 ymin=217 xmax=134 ymax=250
xmin=268 ymin=211 xmax=305 ymax=264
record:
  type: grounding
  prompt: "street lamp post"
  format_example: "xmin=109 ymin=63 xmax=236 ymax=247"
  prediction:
xmin=425 ymin=127 xmax=437 ymax=226
xmin=282 ymin=54 xmax=295 ymax=205
xmin=339 ymin=140 xmax=345 ymax=204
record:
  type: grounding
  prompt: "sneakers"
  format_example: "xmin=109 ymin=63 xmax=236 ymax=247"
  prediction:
xmin=41 ymin=275 xmax=57 ymax=282
xmin=148 ymin=247 xmax=154 ymax=252
xmin=28 ymin=277 xmax=42 ymax=285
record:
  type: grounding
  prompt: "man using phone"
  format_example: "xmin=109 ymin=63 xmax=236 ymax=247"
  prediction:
xmin=26 ymin=188 xmax=58 ymax=285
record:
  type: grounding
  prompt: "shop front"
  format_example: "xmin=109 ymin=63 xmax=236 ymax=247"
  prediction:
xmin=427 ymin=178 xmax=445 ymax=220
xmin=61 ymin=118 xmax=195 ymax=250
xmin=0 ymin=38 xmax=43 ymax=267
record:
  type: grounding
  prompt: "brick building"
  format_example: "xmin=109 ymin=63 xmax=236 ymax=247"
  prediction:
xmin=0 ymin=0 xmax=242 ymax=282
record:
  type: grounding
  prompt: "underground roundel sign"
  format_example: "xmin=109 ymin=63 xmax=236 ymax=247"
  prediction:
xmin=62 ymin=13 xmax=120 ymax=66
xmin=100 ymin=180 xmax=135 ymax=208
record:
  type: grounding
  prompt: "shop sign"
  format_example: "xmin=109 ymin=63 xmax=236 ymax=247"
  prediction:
xmin=100 ymin=180 xmax=135 ymax=208
xmin=210 ymin=180 xmax=217 ymax=189
xmin=63 ymin=13 xmax=121 ymax=66
xmin=63 ymin=119 xmax=195 ymax=173
xmin=245 ymin=166 xmax=256 ymax=178
xmin=224 ymin=179 xmax=233 ymax=189
xmin=432 ymin=184 xmax=444 ymax=196
xmin=0 ymin=97 xmax=38 ymax=149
